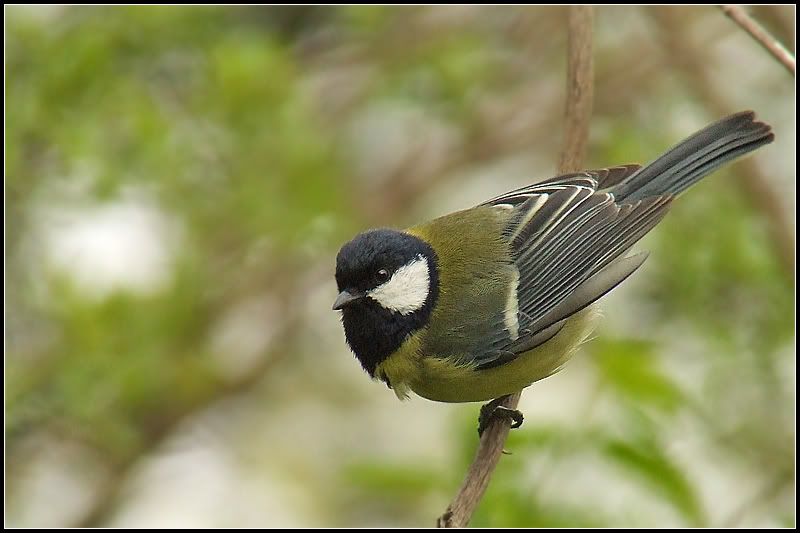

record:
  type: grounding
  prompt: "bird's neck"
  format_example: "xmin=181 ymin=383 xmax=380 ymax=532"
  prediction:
xmin=342 ymin=300 xmax=426 ymax=377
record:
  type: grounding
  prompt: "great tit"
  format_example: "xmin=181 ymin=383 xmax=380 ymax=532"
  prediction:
xmin=333 ymin=111 xmax=773 ymax=429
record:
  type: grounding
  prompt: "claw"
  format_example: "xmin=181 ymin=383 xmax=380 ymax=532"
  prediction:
xmin=477 ymin=396 xmax=525 ymax=437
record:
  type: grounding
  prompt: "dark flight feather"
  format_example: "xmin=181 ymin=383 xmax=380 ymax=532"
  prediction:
xmin=463 ymin=112 xmax=773 ymax=370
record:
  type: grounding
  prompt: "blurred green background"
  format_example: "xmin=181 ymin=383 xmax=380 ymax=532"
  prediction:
xmin=5 ymin=5 xmax=795 ymax=527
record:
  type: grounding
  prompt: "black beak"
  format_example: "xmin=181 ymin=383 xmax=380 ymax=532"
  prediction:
xmin=332 ymin=290 xmax=364 ymax=310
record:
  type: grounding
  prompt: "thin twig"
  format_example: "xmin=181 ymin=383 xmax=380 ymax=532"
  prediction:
xmin=436 ymin=6 xmax=595 ymax=528
xmin=755 ymin=6 xmax=795 ymax=51
xmin=720 ymin=5 xmax=795 ymax=75
xmin=435 ymin=392 xmax=521 ymax=528
xmin=559 ymin=5 xmax=595 ymax=174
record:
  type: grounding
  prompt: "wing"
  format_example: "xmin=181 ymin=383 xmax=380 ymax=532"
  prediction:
xmin=465 ymin=166 xmax=671 ymax=369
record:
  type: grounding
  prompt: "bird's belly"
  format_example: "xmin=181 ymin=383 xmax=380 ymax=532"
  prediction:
xmin=410 ymin=307 xmax=601 ymax=403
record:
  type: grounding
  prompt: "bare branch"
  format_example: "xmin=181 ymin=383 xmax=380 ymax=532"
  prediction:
xmin=436 ymin=6 xmax=595 ymax=528
xmin=436 ymin=392 xmax=521 ymax=528
xmin=720 ymin=5 xmax=795 ymax=75
xmin=559 ymin=6 xmax=595 ymax=173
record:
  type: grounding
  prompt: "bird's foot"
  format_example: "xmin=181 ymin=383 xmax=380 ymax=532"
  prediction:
xmin=477 ymin=395 xmax=524 ymax=437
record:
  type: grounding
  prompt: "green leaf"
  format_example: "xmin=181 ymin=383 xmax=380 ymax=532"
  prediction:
xmin=472 ymin=484 xmax=608 ymax=528
xmin=343 ymin=461 xmax=448 ymax=496
xmin=602 ymin=436 xmax=705 ymax=526
xmin=593 ymin=338 xmax=685 ymax=413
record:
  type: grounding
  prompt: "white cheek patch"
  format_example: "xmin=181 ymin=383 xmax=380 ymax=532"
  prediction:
xmin=368 ymin=255 xmax=430 ymax=315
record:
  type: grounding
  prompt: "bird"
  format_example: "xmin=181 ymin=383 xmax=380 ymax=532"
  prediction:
xmin=332 ymin=111 xmax=774 ymax=434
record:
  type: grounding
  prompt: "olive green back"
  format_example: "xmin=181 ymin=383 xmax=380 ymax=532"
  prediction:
xmin=407 ymin=206 xmax=516 ymax=365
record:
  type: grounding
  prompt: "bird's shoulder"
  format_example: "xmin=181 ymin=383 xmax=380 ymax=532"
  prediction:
xmin=405 ymin=205 xmax=519 ymax=362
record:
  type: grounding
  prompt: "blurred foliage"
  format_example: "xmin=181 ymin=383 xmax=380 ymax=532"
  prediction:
xmin=7 ymin=5 xmax=354 ymax=445
xmin=5 ymin=5 xmax=795 ymax=528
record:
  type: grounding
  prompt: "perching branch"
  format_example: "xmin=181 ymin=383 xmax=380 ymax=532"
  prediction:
xmin=436 ymin=6 xmax=595 ymax=528
xmin=435 ymin=392 xmax=521 ymax=528
xmin=720 ymin=5 xmax=795 ymax=76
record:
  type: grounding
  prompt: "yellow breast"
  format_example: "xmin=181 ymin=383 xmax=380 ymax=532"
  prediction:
xmin=375 ymin=306 xmax=601 ymax=403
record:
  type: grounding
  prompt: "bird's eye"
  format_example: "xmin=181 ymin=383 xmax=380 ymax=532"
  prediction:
xmin=377 ymin=268 xmax=390 ymax=282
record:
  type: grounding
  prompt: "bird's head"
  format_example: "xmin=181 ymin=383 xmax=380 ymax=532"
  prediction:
xmin=333 ymin=229 xmax=439 ymax=376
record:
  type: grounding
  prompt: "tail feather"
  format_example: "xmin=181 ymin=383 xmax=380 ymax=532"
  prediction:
xmin=612 ymin=111 xmax=774 ymax=202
